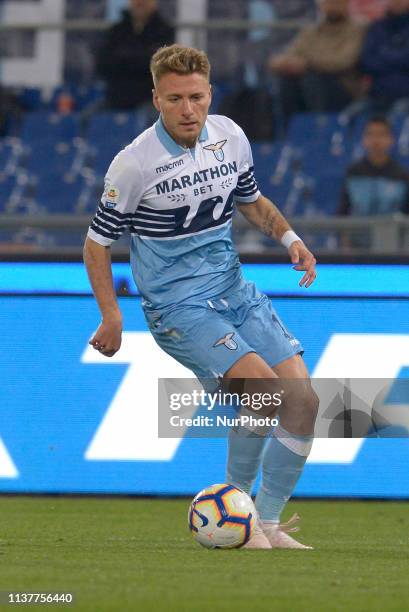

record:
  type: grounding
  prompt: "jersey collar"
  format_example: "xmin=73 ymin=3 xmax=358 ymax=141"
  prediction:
xmin=155 ymin=115 xmax=209 ymax=157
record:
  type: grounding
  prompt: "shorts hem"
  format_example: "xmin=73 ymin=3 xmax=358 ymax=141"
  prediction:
xmin=221 ymin=349 xmax=256 ymax=378
xmin=269 ymin=347 xmax=304 ymax=369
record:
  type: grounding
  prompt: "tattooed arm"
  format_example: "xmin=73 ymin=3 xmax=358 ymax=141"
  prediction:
xmin=237 ymin=194 xmax=292 ymax=242
xmin=237 ymin=194 xmax=317 ymax=288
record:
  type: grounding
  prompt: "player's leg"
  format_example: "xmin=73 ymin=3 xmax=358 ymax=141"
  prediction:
xmin=222 ymin=283 xmax=307 ymax=501
xmin=224 ymin=352 xmax=280 ymax=549
xmin=223 ymin=283 xmax=317 ymax=548
xmin=223 ymin=353 xmax=277 ymax=497
xmin=146 ymin=303 xmax=275 ymax=548
xmin=255 ymin=354 xmax=318 ymax=549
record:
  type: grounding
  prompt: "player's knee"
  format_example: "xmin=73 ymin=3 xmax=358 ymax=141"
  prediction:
xmin=280 ymin=382 xmax=319 ymax=432
xmin=305 ymin=386 xmax=319 ymax=424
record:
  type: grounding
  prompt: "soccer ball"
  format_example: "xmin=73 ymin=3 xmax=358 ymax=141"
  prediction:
xmin=188 ymin=483 xmax=256 ymax=549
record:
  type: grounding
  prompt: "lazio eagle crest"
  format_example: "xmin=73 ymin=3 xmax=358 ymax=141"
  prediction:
xmin=203 ymin=139 xmax=227 ymax=162
xmin=213 ymin=332 xmax=238 ymax=351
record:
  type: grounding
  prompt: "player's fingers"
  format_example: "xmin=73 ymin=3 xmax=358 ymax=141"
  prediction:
xmin=306 ymin=261 xmax=317 ymax=281
xmin=299 ymin=269 xmax=317 ymax=288
xmin=90 ymin=336 xmax=109 ymax=352
xmin=299 ymin=272 xmax=309 ymax=286
xmin=93 ymin=343 xmax=113 ymax=355
xmin=293 ymin=252 xmax=315 ymax=269
xmin=89 ymin=326 xmax=121 ymax=354
xmin=97 ymin=336 xmax=121 ymax=355
xmin=89 ymin=331 xmax=105 ymax=346
xmin=100 ymin=349 xmax=117 ymax=357
xmin=90 ymin=339 xmax=102 ymax=349
xmin=97 ymin=340 xmax=119 ymax=356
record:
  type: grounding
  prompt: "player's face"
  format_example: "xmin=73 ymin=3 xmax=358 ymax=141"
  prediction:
xmin=363 ymin=123 xmax=394 ymax=157
xmin=320 ymin=0 xmax=349 ymax=20
xmin=129 ymin=0 xmax=156 ymax=20
xmin=153 ymin=72 xmax=212 ymax=148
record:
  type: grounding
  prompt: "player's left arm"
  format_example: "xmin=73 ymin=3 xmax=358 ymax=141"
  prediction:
xmin=237 ymin=193 xmax=317 ymax=288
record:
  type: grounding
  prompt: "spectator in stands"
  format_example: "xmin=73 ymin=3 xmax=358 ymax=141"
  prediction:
xmin=350 ymin=0 xmax=387 ymax=23
xmin=339 ymin=115 xmax=409 ymax=216
xmin=269 ymin=0 xmax=366 ymax=122
xmin=359 ymin=0 xmax=409 ymax=111
xmin=96 ymin=0 xmax=174 ymax=110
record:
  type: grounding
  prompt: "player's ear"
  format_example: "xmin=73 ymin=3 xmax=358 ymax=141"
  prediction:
xmin=152 ymin=89 xmax=160 ymax=112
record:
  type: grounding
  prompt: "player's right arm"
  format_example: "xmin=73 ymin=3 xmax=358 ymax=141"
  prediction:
xmin=83 ymin=237 xmax=122 ymax=357
xmin=84 ymin=149 xmax=143 ymax=356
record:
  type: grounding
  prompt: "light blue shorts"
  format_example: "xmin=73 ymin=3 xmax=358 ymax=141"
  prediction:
xmin=144 ymin=281 xmax=303 ymax=385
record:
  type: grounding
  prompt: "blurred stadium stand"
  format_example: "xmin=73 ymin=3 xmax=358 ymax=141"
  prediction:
xmin=0 ymin=0 xmax=408 ymax=257
xmin=1 ymin=96 xmax=409 ymax=255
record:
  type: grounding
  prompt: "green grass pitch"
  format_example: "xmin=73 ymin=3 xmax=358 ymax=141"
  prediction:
xmin=0 ymin=496 xmax=408 ymax=611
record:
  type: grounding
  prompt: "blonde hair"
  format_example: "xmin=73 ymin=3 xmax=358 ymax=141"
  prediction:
xmin=150 ymin=44 xmax=211 ymax=85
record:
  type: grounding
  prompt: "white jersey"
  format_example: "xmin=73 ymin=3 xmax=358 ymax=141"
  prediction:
xmin=88 ymin=114 xmax=260 ymax=310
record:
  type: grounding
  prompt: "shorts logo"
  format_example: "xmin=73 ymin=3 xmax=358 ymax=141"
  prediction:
xmin=203 ymin=139 xmax=227 ymax=162
xmin=213 ymin=332 xmax=237 ymax=351
xmin=103 ymin=185 xmax=120 ymax=208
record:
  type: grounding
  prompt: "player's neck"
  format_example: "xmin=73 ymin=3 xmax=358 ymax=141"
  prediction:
xmin=180 ymin=138 xmax=197 ymax=149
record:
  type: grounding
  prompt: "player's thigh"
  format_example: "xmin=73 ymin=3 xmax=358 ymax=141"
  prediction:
xmin=223 ymin=352 xmax=281 ymax=418
xmin=235 ymin=292 xmax=303 ymax=368
xmin=224 ymin=352 xmax=276 ymax=379
xmin=272 ymin=353 xmax=309 ymax=378
xmin=145 ymin=305 xmax=255 ymax=382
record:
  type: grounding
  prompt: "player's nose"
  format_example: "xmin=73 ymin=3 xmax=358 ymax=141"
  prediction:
xmin=181 ymin=99 xmax=194 ymax=116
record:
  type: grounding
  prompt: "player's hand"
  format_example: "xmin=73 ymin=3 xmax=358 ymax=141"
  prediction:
xmin=288 ymin=240 xmax=317 ymax=288
xmin=89 ymin=317 xmax=122 ymax=357
xmin=270 ymin=55 xmax=306 ymax=75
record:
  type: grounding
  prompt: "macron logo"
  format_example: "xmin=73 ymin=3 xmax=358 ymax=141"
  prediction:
xmin=155 ymin=159 xmax=184 ymax=174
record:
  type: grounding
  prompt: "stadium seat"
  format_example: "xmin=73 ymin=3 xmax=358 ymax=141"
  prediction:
xmin=85 ymin=111 xmax=148 ymax=175
xmin=0 ymin=139 xmax=15 ymax=174
xmin=24 ymin=140 xmax=77 ymax=175
xmin=48 ymin=83 xmax=105 ymax=113
xmin=286 ymin=112 xmax=342 ymax=148
xmin=311 ymin=174 xmax=344 ymax=215
xmin=20 ymin=111 xmax=80 ymax=144
xmin=300 ymin=142 xmax=351 ymax=178
xmin=17 ymin=87 xmax=43 ymax=111
xmin=0 ymin=137 xmax=24 ymax=177
xmin=14 ymin=137 xmax=87 ymax=213
xmin=30 ymin=173 xmax=83 ymax=213
xmin=0 ymin=174 xmax=19 ymax=213
xmin=3 ymin=171 xmax=44 ymax=215
xmin=252 ymin=142 xmax=302 ymax=204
